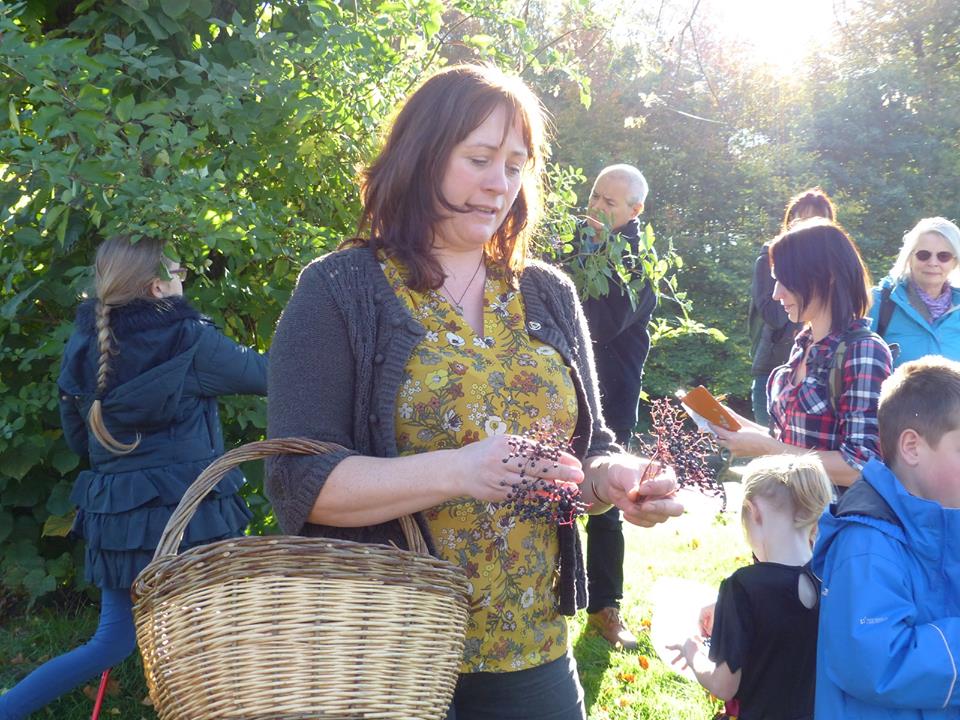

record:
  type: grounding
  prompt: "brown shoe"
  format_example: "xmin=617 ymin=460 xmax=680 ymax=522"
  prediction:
xmin=588 ymin=607 xmax=638 ymax=650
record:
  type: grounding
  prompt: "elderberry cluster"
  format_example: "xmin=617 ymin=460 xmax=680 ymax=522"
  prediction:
xmin=499 ymin=424 xmax=587 ymax=526
xmin=636 ymin=399 xmax=727 ymax=508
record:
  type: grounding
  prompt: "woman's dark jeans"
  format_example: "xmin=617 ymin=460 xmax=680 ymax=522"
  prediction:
xmin=445 ymin=650 xmax=586 ymax=720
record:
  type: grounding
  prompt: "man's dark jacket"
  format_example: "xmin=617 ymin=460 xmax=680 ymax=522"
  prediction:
xmin=576 ymin=217 xmax=657 ymax=434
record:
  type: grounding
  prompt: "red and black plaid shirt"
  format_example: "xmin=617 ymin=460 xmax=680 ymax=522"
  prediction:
xmin=768 ymin=318 xmax=892 ymax=469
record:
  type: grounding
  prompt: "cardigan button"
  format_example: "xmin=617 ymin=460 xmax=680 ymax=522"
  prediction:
xmin=373 ymin=353 xmax=385 ymax=364
xmin=390 ymin=315 xmax=403 ymax=328
xmin=407 ymin=320 xmax=423 ymax=334
xmin=369 ymin=413 xmax=380 ymax=424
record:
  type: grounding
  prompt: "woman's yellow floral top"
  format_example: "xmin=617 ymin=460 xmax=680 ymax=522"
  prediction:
xmin=382 ymin=254 xmax=579 ymax=673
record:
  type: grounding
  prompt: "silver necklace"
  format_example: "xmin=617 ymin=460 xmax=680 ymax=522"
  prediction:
xmin=441 ymin=255 xmax=485 ymax=312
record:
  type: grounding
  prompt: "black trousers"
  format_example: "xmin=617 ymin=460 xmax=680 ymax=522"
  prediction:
xmin=585 ymin=426 xmax=630 ymax=612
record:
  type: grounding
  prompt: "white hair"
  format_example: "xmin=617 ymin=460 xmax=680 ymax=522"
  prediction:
xmin=597 ymin=164 xmax=649 ymax=206
xmin=890 ymin=216 xmax=960 ymax=284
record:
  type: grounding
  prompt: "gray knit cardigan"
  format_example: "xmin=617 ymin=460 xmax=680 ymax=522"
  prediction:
xmin=265 ymin=245 xmax=617 ymax=614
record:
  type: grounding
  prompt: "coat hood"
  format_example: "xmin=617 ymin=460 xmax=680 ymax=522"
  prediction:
xmin=814 ymin=458 xmax=950 ymax=576
xmin=59 ymin=297 xmax=205 ymax=429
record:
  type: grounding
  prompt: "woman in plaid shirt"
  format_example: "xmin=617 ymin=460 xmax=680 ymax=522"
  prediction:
xmin=713 ymin=218 xmax=893 ymax=488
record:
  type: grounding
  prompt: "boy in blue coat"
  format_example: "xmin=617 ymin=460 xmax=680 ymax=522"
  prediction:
xmin=813 ymin=356 xmax=960 ymax=719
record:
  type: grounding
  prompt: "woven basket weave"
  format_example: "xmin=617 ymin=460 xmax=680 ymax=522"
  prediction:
xmin=131 ymin=438 xmax=470 ymax=720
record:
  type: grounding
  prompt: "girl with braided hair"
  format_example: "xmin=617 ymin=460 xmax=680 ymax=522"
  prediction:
xmin=0 ymin=236 xmax=267 ymax=719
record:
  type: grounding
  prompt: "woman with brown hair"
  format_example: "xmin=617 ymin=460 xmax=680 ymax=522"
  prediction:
xmin=0 ymin=236 xmax=267 ymax=719
xmin=716 ymin=218 xmax=893 ymax=488
xmin=266 ymin=64 xmax=683 ymax=719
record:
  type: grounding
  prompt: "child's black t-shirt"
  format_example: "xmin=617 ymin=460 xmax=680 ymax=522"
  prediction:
xmin=709 ymin=561 xmax=819 ymax=720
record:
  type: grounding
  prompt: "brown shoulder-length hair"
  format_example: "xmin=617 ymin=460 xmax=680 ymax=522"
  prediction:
xmin=781 ymin=186 xmax=836 ymax=231
xmin=768 ymin=217 xmax=872 ymax=332
xmin=354 ymin=64 xmax=549 ymax=291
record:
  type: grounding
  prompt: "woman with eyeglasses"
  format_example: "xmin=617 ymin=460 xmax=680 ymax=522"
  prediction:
xmin=869 ymin=217 xmax=960 ymax=367
xmin=0 ymin=236 xmax=267 ymax=720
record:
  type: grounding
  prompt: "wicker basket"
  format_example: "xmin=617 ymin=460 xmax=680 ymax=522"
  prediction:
xmin=131 ymin=438 xmax=470 ymax=720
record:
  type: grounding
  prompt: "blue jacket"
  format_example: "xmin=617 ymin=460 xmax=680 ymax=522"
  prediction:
xmin=812 ymin=459 xmax=960 ymax=719
xmin=58 ymin=297 xmax=267 ymax=589
xmin=869 ymin=276 xmax=960 ymax=367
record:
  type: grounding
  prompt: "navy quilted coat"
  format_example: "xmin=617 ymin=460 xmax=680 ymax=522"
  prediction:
xmin=58 ymin=297 xmax=267 ymax=589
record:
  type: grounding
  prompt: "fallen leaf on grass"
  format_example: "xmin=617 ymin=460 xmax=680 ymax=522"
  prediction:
xmin=141 ymin=695 xmax=154 ymax=706
xmin=616 ymin=671 xmax=636 ymax=683
xmin=81 ymin=677 xmax=121 ymax=700
xmin=638 ymin=655 xmax=650 ymax=669
xmin=8 ymin=653 xmax=25 ymax=665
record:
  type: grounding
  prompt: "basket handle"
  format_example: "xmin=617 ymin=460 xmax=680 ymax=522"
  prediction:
xmin=153 ymin=437 xmax=431 ymax=560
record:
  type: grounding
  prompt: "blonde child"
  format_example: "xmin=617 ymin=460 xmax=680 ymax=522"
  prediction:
xmin=813 ymin=357 xmax=960 ymax=719
xmin=0 ymin=236 xmax=267 ymax=719
xmin=669 ymin=454 xmax=832 ymax=720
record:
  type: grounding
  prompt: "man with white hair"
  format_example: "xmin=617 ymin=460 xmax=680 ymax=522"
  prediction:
xmin=578 ymin=164 xmax=656 ymax=650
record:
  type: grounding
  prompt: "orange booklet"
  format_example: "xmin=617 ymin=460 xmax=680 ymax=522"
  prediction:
xmin=677 ymin=386 xmax=741 ymax=433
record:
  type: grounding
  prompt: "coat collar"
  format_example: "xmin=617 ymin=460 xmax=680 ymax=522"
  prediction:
xmin=75 ymin=296 xmax=202 ymax=337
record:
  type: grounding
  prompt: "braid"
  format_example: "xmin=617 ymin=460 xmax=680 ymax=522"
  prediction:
xmin=82 ymin=235 xmax=167 ymax=453
xmin=86 ymin=302 xmax=141 ymax=454
xmin=94 ymin=301 xmax=113 ymax=397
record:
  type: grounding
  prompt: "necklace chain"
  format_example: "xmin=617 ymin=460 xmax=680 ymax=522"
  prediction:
xmin=441 ymin=255 xmax=485 ymax=311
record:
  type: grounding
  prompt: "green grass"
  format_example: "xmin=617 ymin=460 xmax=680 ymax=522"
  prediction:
xmin=575 ymin=490 xmax=749 ymax=719
xmin=0 ymin=494 xmax=747 ymax=719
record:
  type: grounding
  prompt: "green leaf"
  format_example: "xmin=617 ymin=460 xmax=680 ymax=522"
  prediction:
xmin=160 ymin=0 xmax=190 ymax=19
xmin=0 ymin=510 xmax=11 ymax=544
xmin=8 ymin=98 xmax=20 ymax=134
xmin=56 ymin=207 xmax=71 ymax=245
xmin=46 ymin=552 xmax=75 ymax=580
xmin=190 ymin=0 xmax=212 ymax=17
xmin=13 ymin=228 xmax=42 ymax=247
xmin=42 ymin=510 xmax=76 ymax=538
xmin=136 ymin=10 xmax=170 ymax=39
xmin=0 ymin=280 xmax=42 ymax=321
xmin=50 ymin=445 xmax=80 ymax=475
xmin=0 ymin=451 xmax=41 ymax=483
xmin=43 ymin=204 xmax=66 ymax=231
xmin=121 ymin=0 xmax=148 ymax=14
xmin=115 ymin=94 xmax=135 ymax=122
xmin=21 ymin=568 xmax=56 ymax=604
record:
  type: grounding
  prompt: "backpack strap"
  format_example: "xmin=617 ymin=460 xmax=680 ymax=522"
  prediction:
xmin=873 ymin=285 xmax=902 ymax=362
xmin=875 ymin=285 xmax=895 ymax=338
xmin=828 ymin=328 xmax=879 ymax=413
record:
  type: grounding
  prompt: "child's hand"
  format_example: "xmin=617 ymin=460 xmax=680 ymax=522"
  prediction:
xmin=665 ymin=637 xmax=700 ymax=669
xmin=698 ymin=602 xmax=716 ymax=638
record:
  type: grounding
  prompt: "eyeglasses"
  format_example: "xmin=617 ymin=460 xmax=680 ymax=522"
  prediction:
xmin=169 ymin=267 xmax=188 ymax=279
xmin=914 ymin=249 xmax=955 ymax=263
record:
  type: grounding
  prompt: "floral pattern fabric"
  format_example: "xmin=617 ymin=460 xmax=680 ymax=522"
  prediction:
xmin=382 ymin=254 xmax=578 ymax=673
